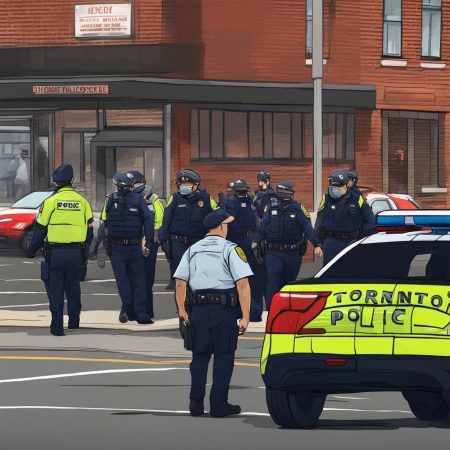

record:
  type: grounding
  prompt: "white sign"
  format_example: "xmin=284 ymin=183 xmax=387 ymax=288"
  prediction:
xmin=75 ymin=4 xmax=132 ymax=38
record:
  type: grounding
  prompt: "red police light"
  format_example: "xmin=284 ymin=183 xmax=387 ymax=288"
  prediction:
xmin=266 ymin=291 xmax=330 ymax=334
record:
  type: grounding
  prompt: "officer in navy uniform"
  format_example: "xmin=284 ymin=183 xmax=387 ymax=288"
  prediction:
xmin=174 ymin=209 xmax=252 ymax=417
xmin=346 ymin=170 xmax=361 ymax=195
xmin=223 ymin=179 xmax=265 ymax=322
xmin=217 ymin=179 xmax=236 ymax=208
xmin=315 ymin=170 xmax=375 ymax=266
xmin=102 ymin=172 xmax=154 ymax=324
xmin=253 ymin=170 xmax=277 ymax=219
xmin=26 ymin=164 xmax=94 ymax=336
xmin=255 ymin=181 xmax=322 ymax=310
xmin=159 ymin=169 xmax=217 ymax=279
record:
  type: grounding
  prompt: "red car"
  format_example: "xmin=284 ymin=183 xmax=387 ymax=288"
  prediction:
xmin=362 ymin=190 xmax=420 ymax=214
xmin=0 ymin=189 xmax=56 ymax=254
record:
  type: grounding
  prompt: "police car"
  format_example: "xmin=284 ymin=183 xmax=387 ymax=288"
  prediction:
xmin=261 ymin=210 xmax=450 ymax=428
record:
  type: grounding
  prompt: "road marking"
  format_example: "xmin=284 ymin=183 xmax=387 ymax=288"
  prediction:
xmin=0 ymin=356 xmax=260 ymax=368
xmin=0 ymin=264 xmax=14 ymax=267
xmin=0 ymin=406 xmax=413 ymax=415
xmin=0 ymin=303 xmax=49 ymax=308
xmin=333 ymin=395 xmax=370 ymax=400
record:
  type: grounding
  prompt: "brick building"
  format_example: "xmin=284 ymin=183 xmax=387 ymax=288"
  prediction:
xmin=0 ymin=0 xmax=447 ymax=211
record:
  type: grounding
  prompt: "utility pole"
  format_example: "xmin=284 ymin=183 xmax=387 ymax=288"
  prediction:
xmin=312 ymin=0 xmax=323 ymax=211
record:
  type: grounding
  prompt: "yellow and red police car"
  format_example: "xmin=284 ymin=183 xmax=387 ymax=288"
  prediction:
xmin=261 ymin=210 xmax=450 ymax=428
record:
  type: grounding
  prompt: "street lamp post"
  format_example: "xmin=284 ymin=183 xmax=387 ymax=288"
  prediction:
xmin=312 ymin=0 xmax=323 ymax=212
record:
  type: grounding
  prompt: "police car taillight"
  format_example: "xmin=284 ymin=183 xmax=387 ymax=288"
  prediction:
xmin=266 ymin=292 xmax=331 ymax=335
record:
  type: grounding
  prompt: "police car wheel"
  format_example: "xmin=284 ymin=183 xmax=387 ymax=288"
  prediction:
xmin=402 ymin=391 xmax=449 ymax=421
xmin=266 ymin=388 xmax=326 ymax=429
xmin=18 ymin=228 xmax=34 ymax=255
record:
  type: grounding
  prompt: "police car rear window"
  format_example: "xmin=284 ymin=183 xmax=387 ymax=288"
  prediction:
xmin=320 ymin=241 xmax=450 ymax=281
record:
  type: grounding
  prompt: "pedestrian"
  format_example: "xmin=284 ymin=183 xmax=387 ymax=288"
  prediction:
xmin=346 ymin=170 xmax=361 ymax=195
xmin=26 ymin=164 xmax=94 ymax=336
xmin=315 ymin=170 xmax=375 ymax=266
xmin=222 ymin=179 xmax=265 ymax=322
xmin=217 ymin=179 xmax=236 ymax=208
xmin=159 ymin=169 xmax=217 ymax=280
xmin=102 ymin=172 xmax=154 ymax=324
xmin=254 ymin=181 xmax=322 ymax=310
xmin=128 ymin=170 xmax=165 ymax=320
xmin=253 ymin=170 xmax=277 ymax=219
xmin=174 ymin=209 xmax=252 ymax=417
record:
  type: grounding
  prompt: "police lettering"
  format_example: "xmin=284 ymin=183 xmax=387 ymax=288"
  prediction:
xmin=57 ymin=201 xmax=80 ymax=211
xmin=331 ymin=308 xmax=406 ymax=326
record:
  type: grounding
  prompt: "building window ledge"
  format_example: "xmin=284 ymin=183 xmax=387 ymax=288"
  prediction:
xmin=420 ymin=62 xmax=446 ymax=70
xmin=305 ymin=59 xmax=328 ymax=66
xmin=421 ymin=187 xmax=448 ymax=194
xmin=381 ymin=59 xmax=407 ymax=67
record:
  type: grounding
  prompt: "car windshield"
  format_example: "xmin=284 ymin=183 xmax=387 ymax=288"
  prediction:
xmin=320 ymin=241 xmax=450 ymax=281
xmin=11 ymin=191 xmax=54 ymax=209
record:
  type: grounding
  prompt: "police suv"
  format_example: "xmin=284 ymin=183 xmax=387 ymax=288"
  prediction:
xmin=261 ymin=210 xmax=450 ymax=428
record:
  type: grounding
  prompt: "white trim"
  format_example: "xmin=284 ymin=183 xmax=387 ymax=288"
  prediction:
xmin=420 ymin=62 xmax=446 ymax=70
xmin=380 ymin=59 xmax=407 ymax=67
xmin=421 ymin=187 xmax=448 ymax=193
xmin=305 ymin=59 xmax=328 ymax=66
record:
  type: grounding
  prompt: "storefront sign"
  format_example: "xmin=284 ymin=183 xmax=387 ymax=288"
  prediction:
xmin=32 ymin=85 xmax=109 ymax=95
xmin=75 ymin=4 xmax=132 ymax=38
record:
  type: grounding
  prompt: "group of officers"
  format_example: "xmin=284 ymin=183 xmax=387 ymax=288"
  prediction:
xmin=24 ymin=161 xmax=375 ymax=417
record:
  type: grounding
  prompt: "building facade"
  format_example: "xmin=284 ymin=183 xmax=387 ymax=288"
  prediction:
xmin=0 ymin=0 xmax=448 ymax=211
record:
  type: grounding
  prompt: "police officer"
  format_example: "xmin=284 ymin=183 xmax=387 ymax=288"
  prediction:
xmin=253 ymin=170 xmax=277 ymax=219
xmin=174 ymin=209 xmax=252 ymax=417
xmin=223 ymin=179 xmax=265 ymax=322
xmin=102 ymin=172 xmax=154 ymax=324
xmin=26 ymin=164 xmax=94 ymax=336
xmin=217 ymin=179 xmax=236 ymax=208
xmin=159 ymin=169 xmax=217 ymax=279
xmin=315 ymin=171 xmax=375 ymax=266
xmin=346 ymin=170 xmax=361 ymax=195
xmin=255 ymin=181 xmax=322 ymax=310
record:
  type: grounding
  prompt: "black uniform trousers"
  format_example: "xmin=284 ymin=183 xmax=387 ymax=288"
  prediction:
xmin=189 ymin=303 xmax=240 ymax=415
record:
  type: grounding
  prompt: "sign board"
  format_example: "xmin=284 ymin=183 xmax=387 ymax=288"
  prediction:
xmin=75 ymin=4 xmax=132 ymax=38
xmin=32 ymin=85 xmax=109 ymax=95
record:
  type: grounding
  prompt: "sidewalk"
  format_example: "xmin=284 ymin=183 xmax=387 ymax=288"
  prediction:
xmin=0 ymin=259 xmax=322 ymax=334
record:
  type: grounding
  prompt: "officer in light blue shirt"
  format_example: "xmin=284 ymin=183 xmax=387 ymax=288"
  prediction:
xmin=174 ymin=209 xmax=252 ymax=418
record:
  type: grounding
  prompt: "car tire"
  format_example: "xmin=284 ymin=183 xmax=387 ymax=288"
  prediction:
xmin=18 ymin=227 xmax=34 ymax=255
xmin=403 ymin=391 xmax=450 ymax=421
xmin=266 ymin=388 xmax=326 ymax=429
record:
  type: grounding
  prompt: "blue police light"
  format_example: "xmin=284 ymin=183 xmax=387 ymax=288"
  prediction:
xmin=376 ymin=210 xmax=450 ymax=228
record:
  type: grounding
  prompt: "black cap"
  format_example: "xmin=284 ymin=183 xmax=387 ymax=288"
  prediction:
xmin=203 ymin=209 xmax=234 ymax=229
xmin=128 ymin=170 xmax=146 ymax=184
xmin=257 ymin=170 xmax=271 ymax=181
xmin=346 ymin=170 xmax=358 ymax=181
xmin=231 ymin=179 xmax=249 ymax=192
xmin=176 ymin=169 xmax=201 ymax=185
xmin=328 ymin=170 xmax=348 ymax=186
xmin=52 ymin=164 xmax=74 ymax=183
xmin=275 ymin=180 xmax=295 ymax=195
xmin=113 ymin=172 xmax=135 ymax=189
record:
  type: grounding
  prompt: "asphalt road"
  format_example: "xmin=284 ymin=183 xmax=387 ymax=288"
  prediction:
xmin=0 ymin=249 xmax=449 ymax=448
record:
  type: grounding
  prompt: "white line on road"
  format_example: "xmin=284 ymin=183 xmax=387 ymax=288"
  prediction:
xmin=0 ymin=368 xmax=189 ymax=384
xmin=0 ymin=406 xmax=413 ymax=415
xmin=333 ymin=396 xmax=370 ymax=400
xmin=0 ymin=303 xmax=49 ymax=308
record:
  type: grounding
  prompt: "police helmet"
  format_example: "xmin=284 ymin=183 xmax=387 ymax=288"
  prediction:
xmin=257 ymin=170 xmax=271 ymax=182
xmin=328 ymin=170 xmax=348 ymax=187
xmin=346 ymin=170 xmax=359 ymax=182
xmin=231 ymin=179 xmax=249 ymax=192
xmin=52 ymin=164 xmax=74 ymax=183
xmin=113 ymin=172 xmax=135 ymax=189
xmin=175 ymin=169 xmax=201 ymax=185
xmin=128 ymin=170 xmax=146 ymax=184
xmin=275 ymin=180 xmax=295 ymax=196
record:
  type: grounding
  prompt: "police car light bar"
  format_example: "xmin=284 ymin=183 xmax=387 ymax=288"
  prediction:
xmin=376 ymin=210 xmax=450 ymax=228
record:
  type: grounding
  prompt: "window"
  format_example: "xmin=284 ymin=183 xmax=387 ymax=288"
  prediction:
xmin=62 ymin=132 xmax=95 ymax=183
xmin=306 ymin=0 xmax=313 ymax=57
xmin=383 ymin=0 xmax=402 ymax=57
xmin=191 ymin=109 xmax=354 ymax=162
xmin=371 ymin=199 xmax=392 ymax=215
xmin=422 ymin=0 xmax=441 ymax=57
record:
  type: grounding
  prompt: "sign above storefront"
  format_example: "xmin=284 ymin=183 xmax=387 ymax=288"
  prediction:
xmin=75 ymin=4 xmax=132 ymax=38
xmin=32 ymin=85 xmax=109 ymax=95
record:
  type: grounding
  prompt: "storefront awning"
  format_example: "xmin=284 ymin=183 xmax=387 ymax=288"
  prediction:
xmin=90 ymin=129 xmax=163 ymax=147
xmin=0 ymin=76 xmax=376 ymax=110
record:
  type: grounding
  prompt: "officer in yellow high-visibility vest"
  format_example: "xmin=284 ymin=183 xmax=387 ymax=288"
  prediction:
xmin=27 ymin=164 xmax=94 ymax=336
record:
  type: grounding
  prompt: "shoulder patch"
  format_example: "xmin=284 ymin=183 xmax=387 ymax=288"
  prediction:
xmin=235 ymin=246 xmax=248 ymax=263
xmin=197 ymin=200 xmax=204 ymax=208
xmin=166 ymin=195 xmax=174 ymax=208
xmin=358 ymin=195 xmax=364 ymax=208
xmin=301 ymin=204 xmax=310 ymax=218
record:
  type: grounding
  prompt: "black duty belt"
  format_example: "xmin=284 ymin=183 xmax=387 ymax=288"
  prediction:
xmin=230 ymin=229 xmax=255 ymax=239
xmin=109 ymin=238 xmax=142 ymax=245
xmin=192 ymin=292 xmax=239 ymax=307
xmin=267 ymin=242 xmax=300 ymax=251
xmin=171 ymin=234 xmax=199 ymax=245
xmin=49 ymin=243 xmax=84 ymax=249
xmin=325 ymin=231 xmax=360 ymax=240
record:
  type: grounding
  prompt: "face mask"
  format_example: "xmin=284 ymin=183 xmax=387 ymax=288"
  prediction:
xmin=179 ymin=185 xmax=193 ymax=196
xmin=328 ymin=186 xmax=342 ymax=199
xmin=133 ymin=185 xmax=145 ymax=194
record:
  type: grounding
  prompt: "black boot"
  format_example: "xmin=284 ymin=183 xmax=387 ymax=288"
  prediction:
xmin=119 ymin=308 xmax=129 ymax=323
xmin=210 ymin=403 xmax=241 ymax=418
xmin=189 ymin=400 xmax=205 ymax=417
